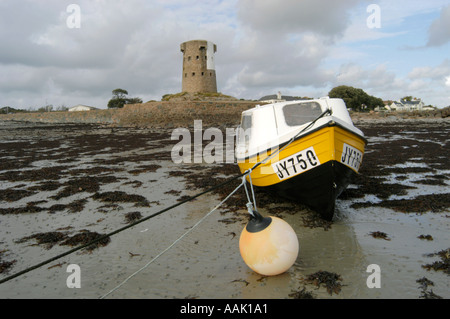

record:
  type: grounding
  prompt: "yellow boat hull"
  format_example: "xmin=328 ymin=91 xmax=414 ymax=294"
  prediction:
xmin=237 ymin=122 xmax=367 ymax=220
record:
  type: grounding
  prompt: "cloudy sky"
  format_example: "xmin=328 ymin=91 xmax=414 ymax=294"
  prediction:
xmin=1 ymin=0 xmax=450 ymax=110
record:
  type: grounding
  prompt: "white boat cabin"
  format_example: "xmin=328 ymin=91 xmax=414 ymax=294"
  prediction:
xmin=236 ymin=97 xmax=362 ymax=159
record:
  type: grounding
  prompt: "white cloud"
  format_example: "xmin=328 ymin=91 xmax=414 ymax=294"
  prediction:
xmin=445 ymin=76 xmax=450 ymax=87
xmin=0 ymin=0 xmax=233 ymax=107
xmin=373 ymin=0 xmax=450 ymax=25
xmin=342 ymin=23 xmax=407 ymax=44
xmin=408 ymin=59 xmax=450 ymax=81
xmin=234 ymin=31 xmax=334 ymax=91
xmin=237 ymin=0 xmax=361 ymax=38
xmin=1 ymin=0 xmax=449 ymax=109
xmin=335 ymin=63 xmax=402 ymax=95
xmin=229 ymin=0 xmax=363 ymax=95
xmin=336 ymin=63 xmax=366 ymax=84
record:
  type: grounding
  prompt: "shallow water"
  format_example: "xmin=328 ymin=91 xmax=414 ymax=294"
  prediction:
xmin=0 ymin=119 xmax=448 ymax=299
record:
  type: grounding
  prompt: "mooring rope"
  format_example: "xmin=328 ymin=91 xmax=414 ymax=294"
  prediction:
xmin=0 ymin=108 xmax=332 ymax=288
xmin=98 ymin=109 xmax=332 ymax=296
xmin=0 ymin=171 xmax=246 ymax=286
xmin=100 ymin=176 xmax=247 ymax=299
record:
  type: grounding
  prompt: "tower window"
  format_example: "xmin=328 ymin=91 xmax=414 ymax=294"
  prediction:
xmin=196 ymin=56 xmax=199 ymax=60
xmin=185 ymin=73 xmax=187 ymax=78
xmin=188 ymin=56 xmax=191 ymax=61
xmin=192 ymin=72 xmax=195 ymax=76
xmin=201 ymin=72 xmax=204 ymax=76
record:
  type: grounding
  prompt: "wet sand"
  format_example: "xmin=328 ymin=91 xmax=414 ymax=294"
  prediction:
xmin=0 ymin=118 xmax=448 ymax=299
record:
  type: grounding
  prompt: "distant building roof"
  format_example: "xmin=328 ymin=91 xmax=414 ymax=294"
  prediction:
xmin=400 ymin=99 xmax=422 ymax=105
xmin=68 ymin=104 xmax=97 ymax=112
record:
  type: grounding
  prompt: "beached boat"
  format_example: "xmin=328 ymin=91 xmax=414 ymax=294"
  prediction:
xmin=235 ymin=97 xmax=367 ymax=220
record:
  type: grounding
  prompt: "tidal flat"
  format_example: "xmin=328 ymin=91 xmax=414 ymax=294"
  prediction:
xmin=0 ymin=118 xmax=448 ymax=299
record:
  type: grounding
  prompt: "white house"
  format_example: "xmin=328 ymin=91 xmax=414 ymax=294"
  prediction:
xmin=68 ymin=104 xmax=97 ymax=112
xmin=386 ymin=101 xmax=405 ymax=111
xmin=387 ymin=99 xmax=425 ymax=111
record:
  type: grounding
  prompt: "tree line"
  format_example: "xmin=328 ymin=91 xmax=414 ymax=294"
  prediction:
xmin=0 ymin=88 xmax=144 ymax=113
xmin=107 ymin=88 xmax=142 ymax=109
xmin=328 ymin=85 xmax=384 ymax=111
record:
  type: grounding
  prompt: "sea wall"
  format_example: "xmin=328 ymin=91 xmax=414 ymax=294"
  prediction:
xmin=1 ymin=101 xmax=447 ymax=128
xmin=0 ymin=101 xmax=259 ymax=128
xmin=0 ymin=108 xmax=117 ymax=125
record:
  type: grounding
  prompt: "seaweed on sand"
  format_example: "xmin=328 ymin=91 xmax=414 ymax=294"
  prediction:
xmin=124 ymin=211 xmax=143 ymax=224
xmin=369 ymin=231 xmax=391 ymax=240
xmin=15 ymin=230 xmax=111 ymax=252
xmin=92 ymin=191 xmax=150 ymax=207
xmin=0 ymin=250 xmax=17 ymax=274
xmin=60 ymin=230 xmax=111 ymax=252
xmin=289 ymin=287 xmax=316 ymax=299
xmin=422 ymin=248 xmax=450 ymax=275
xmin=15 ymin=231 xmax=68 ymax=249
xmin=304 ymin=271 xmax=344 ymax=295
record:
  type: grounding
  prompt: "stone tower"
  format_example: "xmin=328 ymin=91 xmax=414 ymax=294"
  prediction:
xmin=180 ymin=40 xmax=217 ymax=93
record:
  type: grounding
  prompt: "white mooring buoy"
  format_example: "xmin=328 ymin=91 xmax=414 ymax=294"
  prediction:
xmin=239 ymin=211 xmax=299 ymax=276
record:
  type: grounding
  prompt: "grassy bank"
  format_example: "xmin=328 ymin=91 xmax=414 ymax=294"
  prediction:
xmin=0 ymin=100 xmax=259 ymax=128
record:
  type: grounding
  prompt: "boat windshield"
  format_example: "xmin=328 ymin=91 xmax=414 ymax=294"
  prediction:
xmin=283 ymin=102 xmax=322 ymax=126
xmin=238 ymin=113 xmax=252 ymax=147
xmin=241 ymin=113 xmax=252 ymax=131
